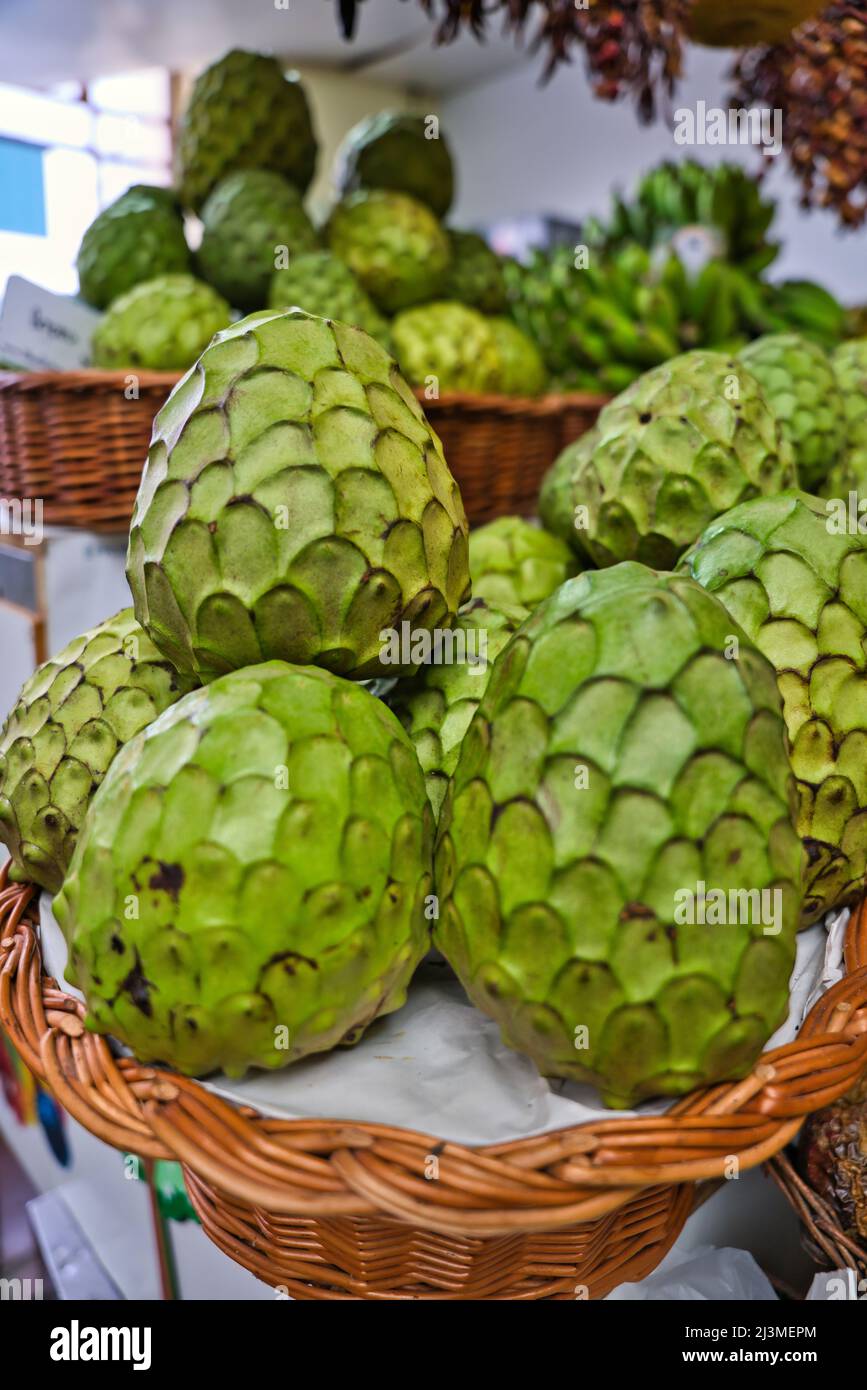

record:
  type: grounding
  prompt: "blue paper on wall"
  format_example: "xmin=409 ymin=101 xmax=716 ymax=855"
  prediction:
xmin=0 ymin=138 xmax=46 ymax=236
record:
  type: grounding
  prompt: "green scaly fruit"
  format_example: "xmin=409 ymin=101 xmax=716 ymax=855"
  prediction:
xmin=126 ymin=309 xmax=470 ymax=682
xmin=738 ymin=334 xmax=845 ymax=492
xmin=392 ymin=301 xmax=501 ymax=393
xmin=77 ymin=187 xmax=190 ymax=310
xmin=0 ymin=610 xmax=197 ymax=894
xmin=90 ymin=274 xmax=231 ymax=371
xmin=538 ymin=427 xmax=600 ymax=546
xmin=91 ymin=269 xmax=229 ymax=369
xmin=197 ymin=171 xmax=318 ymax=311
xmin=435 ymin=563 xmax=803 ymax=1108
xmin=123 ymin=184 xmax=182 ymax=212
xmin=390 ymin=598 xmax=528 ymax=818
xmin=54 ymin=661 xmax=433 ymax=1076
xmin=468 ymin=516 xmax=580 ymax=609
xmin=538 ymin=350 xmax=797 ymax=570
xmin=680 ymin=491 xmax=867 ymax=925
xmin=335 ymin=111 xmax=454 ymax=219
xmin=175 ymin=49 xmax=317 ymax=213
xmin=442 ymin=231 xmax=507 ymax=313
xmin=267 ymin=250 xmax=391 ymax=351
xmin=486 ymin=317 xmax=547 ymax=396
xmin=327 ymin=189 xmax=450 ymax=314
xmin=823 ymin=340 xmax=867 ymax=499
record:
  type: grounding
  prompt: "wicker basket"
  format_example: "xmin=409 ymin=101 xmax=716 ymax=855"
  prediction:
xmin=0 ymin=370 xmax=177 ymax=531
xmin=418 ymin=391 xmax=606 ymax=525
xmin=1 ymin=867 xmax=865 ymax=1300
xmin=0 ymin=371 xmax=606 ymax=532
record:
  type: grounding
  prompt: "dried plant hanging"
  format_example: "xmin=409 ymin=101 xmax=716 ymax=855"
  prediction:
xmin=730 ymin=2 xmax=867 ymax=228
xmin=329 ymin=1 xmax=691 ymax=122
xmin=427 ymin=1 xmax=690 ymax=119
xmin=538 ymin=0 xmax=690 ymax=120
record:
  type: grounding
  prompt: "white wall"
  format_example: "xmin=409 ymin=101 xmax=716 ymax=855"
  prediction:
xmin=441 ymin=47 xmax=867 ymax=304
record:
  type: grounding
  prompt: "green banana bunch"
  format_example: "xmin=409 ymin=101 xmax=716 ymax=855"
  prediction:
xmin=505 ymin=245 xmax=756 ymax=391
xmin=654 ymin=256 xmax=844 ymax=352
xmin=585 ymin=161 xmax=779 ymax=274
xmin=505 ymin=230 xmax=846 ymax=395
xmin=504 ymin=245 xmax=681 ymax=391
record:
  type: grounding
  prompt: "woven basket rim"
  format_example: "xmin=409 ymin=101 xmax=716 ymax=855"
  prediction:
xmin=0 ymin=368 xmax=182 ymax=390
xmin=0 ymin=366 xmax=610 ymax=411
xmin=1 ymin=866 xmax=866 ymax=1237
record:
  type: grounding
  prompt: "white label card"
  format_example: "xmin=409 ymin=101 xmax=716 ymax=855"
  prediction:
xmin=0 ymin=276 xmax=101 ymax=371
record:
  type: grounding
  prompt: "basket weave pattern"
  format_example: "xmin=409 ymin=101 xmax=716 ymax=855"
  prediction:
xmin=1 ymin=865 xmax=866 ymax=1299
xmin=0 ymin=371 xmax=606 ymax=532
xmin=0 ymin=371 xmax=177 ymax=530
xmin=420 ymin=391 xmax=606 ymax=524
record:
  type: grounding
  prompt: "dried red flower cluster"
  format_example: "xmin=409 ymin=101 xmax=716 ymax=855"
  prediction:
xmin=731 ymin=2 xmax=867 ymax=227
xmin=412 ymin=0 xmax=689 ymax=119
xmin=566 ymin=0 xmax=689 ymax=119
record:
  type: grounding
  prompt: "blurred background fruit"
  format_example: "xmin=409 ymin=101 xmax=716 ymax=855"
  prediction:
xmin=77 ymin=186 xmax=190 ymax=309
xmin=586 ymin=161 xmax=780 ymax=275
xmin=334 ymin=110 xmax=454 ymax=217
xmin=90 ymin=274 xmax=231 ymax=370
xmin=196 ymin=169 xmax=318 ymax=311
xmin=739 ymin=334 xmax=846 ymax=492
xmin=62 ymin=61 xmax=857 ymax=405
xmin=687 ymin=0 xmax=826 ymax=47
xmin=175 ymin=48 xmax=317 ymax=212
xmin=268 ymin=250 xmax=391 ymax=349
xmin=486 ymin=317 xmax=548 ymax=396
xmin=442 ymin=230 xmax=508 ymax=314
xmin=391 ymin=301 xmax=501 ymax=393
xmin=327 ymin=188 xmax=451 ymax=314
xmin=90 ymin=271 xmax=232 ymax=366
xmin=731 ymin=4 xmax=867 ymax=229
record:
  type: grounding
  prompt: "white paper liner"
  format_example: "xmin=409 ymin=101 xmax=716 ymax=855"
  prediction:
xmin=40 ymin=896 xmax=848 ymax=1147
